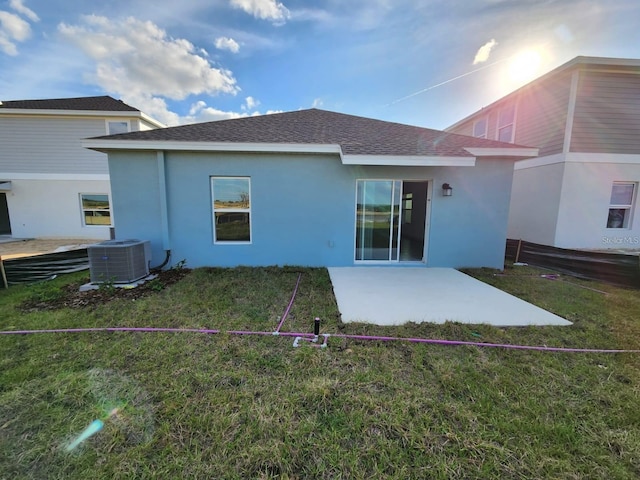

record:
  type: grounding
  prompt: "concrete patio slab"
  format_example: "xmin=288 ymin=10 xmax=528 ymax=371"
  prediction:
xmin=328 ymin=267 xmax=571 ymax=327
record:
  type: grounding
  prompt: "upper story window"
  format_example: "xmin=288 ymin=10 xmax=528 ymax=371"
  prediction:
xmin=497 ymin=104 xmax=516 ymax=143
xmin=607 ymin=182 xmax=636 ymax=229
xmin=211 ymin=177 xmax=251 ymax=243
xmin=80 ymin=194 xmax=112 ymax=227
xmin=472 ymin=117 xmax=488 ymax=139
xmin=107 ymin=121 xmax=130 ymax=135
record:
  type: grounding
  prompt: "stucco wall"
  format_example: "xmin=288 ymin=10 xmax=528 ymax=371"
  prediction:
xmin=555 ymin=154 xmax=640 ymax=249
xmin=4 ymin=177 xmax=112 ymax=239
xmin=108 ymin=151 xmax=515 ymax=269
xmin=508 ymin=156 xmax=565 ymax=245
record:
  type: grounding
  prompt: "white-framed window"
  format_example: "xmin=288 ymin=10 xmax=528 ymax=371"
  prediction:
xmin=472 ymin=117 xmax=488 ymax=139
xmin=497 ymin=104 xmax=516 ymax=143
xmin=606 ymin=182 xmax=636 ymax=229
xmin=107 ymin=120 xmax=130 ymax=135
xmin=80 ymin=194 xmax=112 ymax=226
xmin=211 ymin=177 xmax=251 ymax=243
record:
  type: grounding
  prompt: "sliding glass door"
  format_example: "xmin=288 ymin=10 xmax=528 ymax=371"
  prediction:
xmin=355 ymin=180 xmax=429 ymax=262
xmin=355 ymin=180 xmax=401 ymax=261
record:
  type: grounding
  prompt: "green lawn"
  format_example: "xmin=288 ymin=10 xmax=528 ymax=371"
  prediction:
xmin=1 ymin=265 xmax=639 ymax=479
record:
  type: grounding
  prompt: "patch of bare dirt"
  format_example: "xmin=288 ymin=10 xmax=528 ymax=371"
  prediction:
xmin=20 ymin=267 xmax=192 ymax=311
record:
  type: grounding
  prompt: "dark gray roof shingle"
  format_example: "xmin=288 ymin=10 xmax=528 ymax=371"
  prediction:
xmin=95 ymin=108 xmax=532 ymax=157
xmin=0 ymin=95 xmax=139 ymax=112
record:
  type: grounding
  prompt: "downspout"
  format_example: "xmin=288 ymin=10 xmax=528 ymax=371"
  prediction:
xmin=154 ymin=151 xmax=171 ymax=269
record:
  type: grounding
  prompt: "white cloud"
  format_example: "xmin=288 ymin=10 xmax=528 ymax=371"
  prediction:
xmin=0 ymin=10 xmax=31 ymax=55
xmin=120 ymin=93 xmax=179 ymax=126
xmin=215 ymin=36 xmax=240 ymax=53
xmin=289 ymin=7 xmax=333 ymax=23
xmin=59 ymin=16 xmax=239 ymax=99
xmin=186 ymin=100 xmax=282 ymax=124
xmin=242 ymin=96 xmax=260 ymax=110
xmin=311 ymin=98 xmax=323 ymax=108
xmin=58 ymin=15 xmax=240 ymax=125
xmin=0 ymin=35 xmax=17 ymax=55
xmin=230 ymin=0 xmax=291 ymax=25
xmin=188 ymin=101 xmax=248 ymax=122
xmin=473 ymin=38 xmax=498 ymax=65
xmin=10 ymin=0 xmax=39 ymax=22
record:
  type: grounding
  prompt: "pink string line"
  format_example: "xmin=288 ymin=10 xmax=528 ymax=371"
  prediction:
xmin=274 ymin=272 xmax=302 ymax=333
xmin=1 ymin=326 xmax=639 ymax=353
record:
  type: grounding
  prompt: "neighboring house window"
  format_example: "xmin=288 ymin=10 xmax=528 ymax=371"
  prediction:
xmin=211 ymin=177 xmax=251 ymax=243
xmin=497 ymin=104 xmax=516 ymax=143
xmin=472 ymin=117 xmax=488 ymax=139
xmin=80 ymin=194 xmax=112 ymax=226
xmin=606 ymin=183 xmax=636 ymax=229
xmin=107 ymin=121 xmax=130 ymax=135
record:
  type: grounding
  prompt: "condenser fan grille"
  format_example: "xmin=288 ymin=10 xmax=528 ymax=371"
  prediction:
xmin=88 ymin=239 xmax=151 ymax=283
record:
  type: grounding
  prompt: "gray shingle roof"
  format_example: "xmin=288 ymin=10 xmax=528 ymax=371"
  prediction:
xmin=0 ymin=95 xmax=139 ymax=112
xmin=96 ymin=108 xmax=531 ymax=157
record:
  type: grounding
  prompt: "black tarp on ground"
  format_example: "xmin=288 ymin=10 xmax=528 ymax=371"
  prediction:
xmin=1 ymin=248 xmax=89 ymax=286
xmin=506 ymin=239 xmax=640 ymax=288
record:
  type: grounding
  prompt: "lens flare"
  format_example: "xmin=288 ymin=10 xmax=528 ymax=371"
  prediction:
xmin=65 ymin=419 xmax=104 ymax=452
xmin=64 ymin=407 xmax=120 ymax=452
xmin=508 ymin=49 xmax=542 ymax=83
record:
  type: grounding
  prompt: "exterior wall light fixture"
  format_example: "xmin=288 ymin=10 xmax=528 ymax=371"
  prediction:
xmin=442 ymin=183 xmax=453 ymax=197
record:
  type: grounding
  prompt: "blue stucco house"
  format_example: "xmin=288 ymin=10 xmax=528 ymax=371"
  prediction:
xmin=84 ymin=109 xmax=537 ymax=269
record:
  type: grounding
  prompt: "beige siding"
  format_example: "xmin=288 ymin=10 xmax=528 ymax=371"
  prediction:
xmin=514 ymin=72 xmax=572 ymax=156
xmin=0 ymin=116 xmax=109 ymax=174
xmin=570 ymin=71 xmax=640 ymax=153
xmin=446 ymin=118 xmax=474 ymax=137
xmin=448 ymin=72 xmax=572 ymax=156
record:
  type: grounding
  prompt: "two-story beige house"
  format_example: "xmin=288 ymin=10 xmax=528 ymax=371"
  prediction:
xmin=447 ymin=56 xmax=640 ymax=251
xmin=0 ymin=96 xmax=164 ymax=240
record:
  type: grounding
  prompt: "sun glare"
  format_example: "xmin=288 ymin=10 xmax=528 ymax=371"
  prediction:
xmin=508 ymin=49 xmax=543 ymax=83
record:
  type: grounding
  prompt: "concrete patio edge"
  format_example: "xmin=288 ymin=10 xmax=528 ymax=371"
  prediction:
xmin=328 ymin=267 xmax=572 ymax=327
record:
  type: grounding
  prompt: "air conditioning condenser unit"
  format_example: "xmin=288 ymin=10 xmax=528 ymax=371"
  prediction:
xmin=88 ymin=239 xmax=151 ymax=283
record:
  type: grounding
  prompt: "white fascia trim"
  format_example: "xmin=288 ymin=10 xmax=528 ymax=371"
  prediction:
xmin=463 ymin=147 xmax=539 ymax=157
xmin=83 ymin=140 xmax=478 ymax=166
xmin=0 ymin=108 xmax=164 ymax=124
xmin=0 ymin=172 xmax=109 ymax=181
xmin=516 ymin=152 xmax=640 ymax=171
xmin=565 ymin=152 xmax=640 ymax=164
xmin=341 ymin=155 xmax=475 ymax=166
xmin=514 ymin=153 xmax=566 ymax=170
xmin=83 ymin=140 xmax=345 ymax=156
xmin=139 ymin=112 xmax=166 ymax=128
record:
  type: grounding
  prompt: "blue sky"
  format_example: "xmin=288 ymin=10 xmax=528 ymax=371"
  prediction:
xmin=1 ymin=0 xmax=638 ymax=129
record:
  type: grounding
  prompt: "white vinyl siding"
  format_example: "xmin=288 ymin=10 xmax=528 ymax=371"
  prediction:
xmin=0 ymin=117 xmax=109 ymax=174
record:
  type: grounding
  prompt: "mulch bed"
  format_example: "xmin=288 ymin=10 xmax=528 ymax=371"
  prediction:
xmin=20 ymin=268 xmax=191 ymax=311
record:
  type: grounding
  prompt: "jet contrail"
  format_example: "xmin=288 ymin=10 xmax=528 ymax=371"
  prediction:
xmin=385 ymin=57 xmax=510 ymax=106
